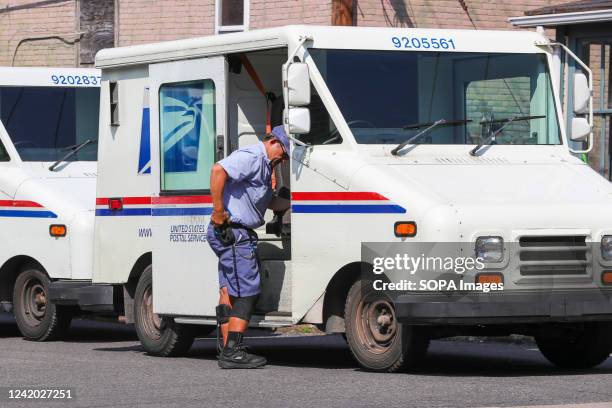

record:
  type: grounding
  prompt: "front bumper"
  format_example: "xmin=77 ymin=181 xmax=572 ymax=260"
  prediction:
xmin=49 ymin=280 xmax=117 ymax=312
xmin=395 ymin=289 xmax=612 ymax=325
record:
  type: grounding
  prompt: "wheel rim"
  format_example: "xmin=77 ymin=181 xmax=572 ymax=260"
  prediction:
xmin=140 ymin=283 xmax=163 ymax=341
xmin=355 ymin=293 xmax=398 ymax=354
xmin=19 ymin=275 xmax=47 ymax=327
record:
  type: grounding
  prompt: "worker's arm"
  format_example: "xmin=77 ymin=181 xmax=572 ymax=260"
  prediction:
xmin=210 ymin=163 xmax=229 ymax=226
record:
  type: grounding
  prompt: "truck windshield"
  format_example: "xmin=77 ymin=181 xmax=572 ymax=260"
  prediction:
xmin=308 ymin=49 xmax=562 ymax=146
xmin=0 ymin=86 xmax=99 ymax=161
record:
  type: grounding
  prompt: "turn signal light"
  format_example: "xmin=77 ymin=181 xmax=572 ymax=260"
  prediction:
xmin=49 ymin=224 xmax=66 ymax=237
xmin=394 ymin=221 xmax=417 ymax=237
xmin=476 ymin=273 xmax=503 ymax=285
xmin=603 ymin=271 xmax=612 ymax=285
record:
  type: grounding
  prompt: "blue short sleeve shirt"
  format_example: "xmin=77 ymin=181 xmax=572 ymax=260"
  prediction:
xmin=217 ymin=142 xmax=273 ymax=229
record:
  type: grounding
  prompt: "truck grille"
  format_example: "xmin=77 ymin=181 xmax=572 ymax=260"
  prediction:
xmin=518 ymin=235 xmax=589 ymax=276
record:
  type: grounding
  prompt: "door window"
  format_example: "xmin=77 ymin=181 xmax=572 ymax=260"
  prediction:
xmin=159 ymin=80 xmax=216 ymax=191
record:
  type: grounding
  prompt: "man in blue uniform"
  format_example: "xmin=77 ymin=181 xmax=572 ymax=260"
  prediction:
xmin=207 ymin=125 xmax=290 ymax=369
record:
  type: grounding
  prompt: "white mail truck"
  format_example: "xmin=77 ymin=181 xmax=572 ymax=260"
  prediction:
xmin=87 ymin=25 xmax=612 ymax=372
xmin=0 ymin=67 xmax=101 ymax=340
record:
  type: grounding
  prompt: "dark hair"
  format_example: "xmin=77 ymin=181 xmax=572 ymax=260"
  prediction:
xmin=263 ymin=133 xmax=275 ymax=142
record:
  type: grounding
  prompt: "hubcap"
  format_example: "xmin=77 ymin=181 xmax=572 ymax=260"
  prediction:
xmin=140 ymin=284 xmax=163 ymax=340
xmin=19 ymin=276 xmax=47 ymax=326
xmin=356 ymin=294 xmax=398 ymax=354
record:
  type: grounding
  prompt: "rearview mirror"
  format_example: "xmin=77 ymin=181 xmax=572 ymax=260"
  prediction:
xmin=570 ymin=117 xmax=590 ymax=142
xmin=284 ymin=107 xmax=310 ymax=134
xmin=573 ymin=72 xmax=590 ymax=114
xmin=283 ymin=63 xmax=310 ymax=106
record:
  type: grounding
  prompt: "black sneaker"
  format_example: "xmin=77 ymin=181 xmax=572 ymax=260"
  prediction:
xmin=218 ymin=332 xmax=267 ymax=369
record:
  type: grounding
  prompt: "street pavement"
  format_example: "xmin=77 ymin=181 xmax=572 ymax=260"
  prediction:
xmin=0 ymin=314 xmax=610 ymax=408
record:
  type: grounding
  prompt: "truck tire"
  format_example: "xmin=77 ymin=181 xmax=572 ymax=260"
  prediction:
xmin=13 ymin=265 xmax=72 ymax=341
xmin=536 ymin=323 xmax=612 ymax=369
xmin=344 ymin=279 xmax=429 ymax=372
xmin=134 ymin=265 xmax=195 ymax=357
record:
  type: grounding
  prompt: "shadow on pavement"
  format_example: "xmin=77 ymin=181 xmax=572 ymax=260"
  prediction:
xmin=189 ymin=333 xmax=357 ymax=369
xmin=0 ymin=313 xmax=138 ymax=342
xmin=4 ymin=313 xmax=611 ymax=376
xmin=64 ymin=318 xmax=138 ymax=342
xmin=95 ymin=332 xmax=612 ymax=376
xmin=418 ymin=340 xmax=612 ymax=377
xmin=0 ymin=314 xmax=21 ymax=338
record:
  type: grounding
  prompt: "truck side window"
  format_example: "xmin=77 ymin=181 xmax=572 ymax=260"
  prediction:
xmin=296 ymin=85 xmax=341 ymax=146
xmin=0 ymin=139 xmax=8 ymax=161
xmin=159 ymin=79 xmax=216 ymax=192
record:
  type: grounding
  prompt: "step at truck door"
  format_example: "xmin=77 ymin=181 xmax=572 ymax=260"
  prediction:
xmin=149 ymin=56 xmax=226 ymax=317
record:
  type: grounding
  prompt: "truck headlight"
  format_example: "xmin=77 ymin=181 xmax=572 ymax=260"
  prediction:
xmin=601 ymin=236 xmax=612 ymax=260
xmin=475 ymin=236 xmax=504 ymax=263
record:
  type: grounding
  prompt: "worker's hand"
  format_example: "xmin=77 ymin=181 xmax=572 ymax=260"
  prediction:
xmin=211 ymin=209 xmax=229 ymax=226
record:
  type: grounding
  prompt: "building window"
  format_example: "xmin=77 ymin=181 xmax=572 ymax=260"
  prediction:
xmin=215 ymin=0 xmax=249 ymax=34
xmin=159 ymin=80 xmax=217 ymax=192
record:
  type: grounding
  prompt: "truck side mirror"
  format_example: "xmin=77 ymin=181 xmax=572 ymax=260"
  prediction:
xmin=548 ymin=41 xmax=592 ymax=154
xmin=283 ymin=62 xmax=311 ymax=135
xmin=570 ymin=117 xmax=591 ymax=142
xmin=573 ymin=72 xmax=589 ymax=114
xmin=284 ymin=63 xmax=310 ymax=106
xmin=284 ymin=107 xmax=310 ymax=135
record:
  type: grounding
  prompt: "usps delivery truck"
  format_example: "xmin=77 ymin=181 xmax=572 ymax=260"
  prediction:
xmin=87 ymin=25 xmax=612 ymax=372
xmin=0 ymin=67 xmax=101 ymax=340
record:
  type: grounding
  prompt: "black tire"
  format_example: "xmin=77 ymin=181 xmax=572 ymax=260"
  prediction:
xmin=134 ymin=265 xmax=195 ymax=357
xmin=536 ymin=323 xmax=612 ymax=369
xmin=13 ymin=264 xmax=72 ymax=341
xmin=344 ymin=279 xmax=429 ymax=372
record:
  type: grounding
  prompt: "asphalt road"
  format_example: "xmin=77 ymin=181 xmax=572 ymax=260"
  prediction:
xmin=0 ymin=314 xmax=611 ymax=408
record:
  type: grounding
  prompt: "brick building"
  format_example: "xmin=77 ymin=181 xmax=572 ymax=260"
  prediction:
xmin=1 ymin=0 xmax=563 ymax=68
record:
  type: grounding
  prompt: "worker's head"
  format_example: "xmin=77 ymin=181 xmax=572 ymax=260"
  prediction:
xmin=263 ymin=126 xmax=290 ymax=167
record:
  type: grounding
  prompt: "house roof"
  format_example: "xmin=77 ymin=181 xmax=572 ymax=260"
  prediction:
xmin=509 ymin=0 xmax=612 ymax=27
xmin=525 ymin=0 xmax=612 ymax=16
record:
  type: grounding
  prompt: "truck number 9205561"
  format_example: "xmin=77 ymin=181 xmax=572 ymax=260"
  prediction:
xmin=391 ymin=36 xmax=456 ymax=50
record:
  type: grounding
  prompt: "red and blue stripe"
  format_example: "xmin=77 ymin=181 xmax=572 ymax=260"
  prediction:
xmin=95 ymin=196 xmax=212 ymax=216
xmin=95 ymin=192 xmax=406 ymax=216
xmin=291 ymin=192 xmax=406 ymax=214
xmin=0 ymin=200 xmax=57 ymax=218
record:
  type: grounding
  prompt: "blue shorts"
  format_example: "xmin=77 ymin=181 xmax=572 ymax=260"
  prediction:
xmin=206 ymin=223 xmax=261 ymax=297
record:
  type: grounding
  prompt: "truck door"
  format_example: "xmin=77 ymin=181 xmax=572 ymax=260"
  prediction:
xmin=149 ymin=56 xmax=226 ymax=317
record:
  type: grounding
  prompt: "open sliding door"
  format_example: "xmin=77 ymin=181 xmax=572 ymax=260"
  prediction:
xmin=149 ymin=56 xmax=226 ymax=317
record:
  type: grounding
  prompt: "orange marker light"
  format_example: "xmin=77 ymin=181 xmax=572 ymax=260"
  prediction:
xmin=476 ymin=273 xmax=503 ymax=285
xmin=603 ymin=271 xmax=612 ymax=285
xmin=49 ymin=224 xmax=66 ymax=237
xmin=394 ymin=221 xmax=417 ymax=237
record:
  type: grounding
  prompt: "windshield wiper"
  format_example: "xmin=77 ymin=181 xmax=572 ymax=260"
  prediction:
xmin=403 ymin=118 xmax=472 ymax=130
xmin=392 ymin=118 xmax=471 ymax=155
xmin=49 ymin=138 xmax=97 ymax=171
xmin=470 ymin=115 xmax=545 ymax=156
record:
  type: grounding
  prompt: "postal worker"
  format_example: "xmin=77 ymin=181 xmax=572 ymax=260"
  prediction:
xmin=206 ymin=125 xmax=290 ymax=369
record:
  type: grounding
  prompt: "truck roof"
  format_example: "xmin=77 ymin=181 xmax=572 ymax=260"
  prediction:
xmin=95 ymin=25 xmax=549 ymax=69
xmin=0 ymin=66 xmax=100 ymax=87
